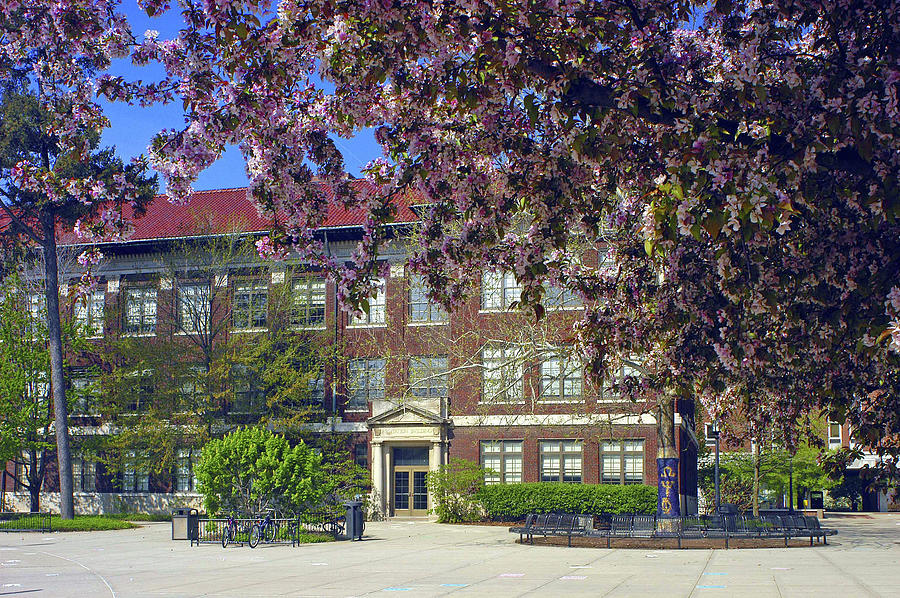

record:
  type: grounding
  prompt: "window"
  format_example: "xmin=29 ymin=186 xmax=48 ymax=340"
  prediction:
xmin=349 ymin=278 xmax=385 ymax=326
xmin=70 ymin=372 xmax=99 ymax=416
xmin=481 ymin=272 xmax=521 ymax=311
xmin=828 ymin=421 xmax=842 ymax=449
xmin=175 ymin=449 xmax=197 ymax=492
xmin=26 ymin=292 xmax=45 ymax=335
xmin=74 ymin=290 xmax=104 ymax=336
xmin=409 ymin=275 xmax=447 ymax=323
xmin=122 ymin=452 xmax=149 ymax=492
xmin=481 ymin=440 xmax=523 ymax=484
xmin=540 ymin=440 xmax=582 ymax=483
xmin=72 ymin=454 xmax=96 ymax=492
xmin=409 ymin=356 xmax=449 ymax=398
xmin=233 ymin=282 xmax=268 ymax=330
xmin=232 ymin=365 xmax=263 ymax=414
xmin=600 ymin=359 xmax=641 ymax=400
xmin=178 ymin=283 xmax=210 ymax=334
xmin=305 ymin=375 xmax=325 ymax=408
xmin=348 ymin=358 xmax=385 ymax=410
xmin=600 ymin=440 xmax=645 ymax=484
xmin=482 ymin=345 xmax=523 ymax=403
xmin=542 ymin=283 xmax=582 ymax=309
xmin=292 ymin=277 xmax=326 ymax=327
xmin=125 ymin=369 xmax=153 ymax=412
xmin=540 ymin=348 xmax=583 ymax=400
xmin=353 ymin=444 xmax=368 ymax=469
xmin=124 ymin=287 xmax=157 ymax=335
xmin=704 ymin=423 xmax=718 ymax=447
xmin=179 ymin=365 xmax=206 ymax=405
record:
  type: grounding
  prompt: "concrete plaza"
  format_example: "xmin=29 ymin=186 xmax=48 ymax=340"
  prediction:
xmin=0 ymin=514 xmax=898 ymax=597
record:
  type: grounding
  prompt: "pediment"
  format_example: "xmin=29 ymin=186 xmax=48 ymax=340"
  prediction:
xmin=368 ymin=404 xmax=444 ymax=426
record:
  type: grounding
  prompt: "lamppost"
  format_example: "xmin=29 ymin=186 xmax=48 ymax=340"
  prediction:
xmin=788 ymin=454 xmax=794 ymax=513
xmin=710 ymin=421 xmax=721 ymax=513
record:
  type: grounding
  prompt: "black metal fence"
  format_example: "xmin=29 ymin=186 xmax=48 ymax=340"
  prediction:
xmin=196 ymin=510 xmax=345 ymax=546
xmin=0 ymin=512 xmax=51 ymax=532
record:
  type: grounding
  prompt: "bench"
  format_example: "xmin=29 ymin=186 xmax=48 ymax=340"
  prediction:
xmin=509 ymin=512 xmax=592 ymax=546
xmin=510 ymin=512 xmax=837 ymax=549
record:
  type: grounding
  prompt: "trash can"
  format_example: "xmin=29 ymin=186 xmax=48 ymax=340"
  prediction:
xmin=172 ymin=508 xmax=200 ymax=543
xmin=172 ymin=508 xmax=191 ymax=540
xmin=810 ymin=491 xmax=824 ymax=510
xmin=343 ymin=501 xmax=363 ymax=541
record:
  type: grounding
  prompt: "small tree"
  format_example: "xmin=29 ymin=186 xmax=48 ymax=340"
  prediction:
xmin=0 ymin=273 xmax=86 ymax=511
xmin=194 ymin=427 xmax=324 ymax=516
xmin=426 ymin=458 xmax=490 ymax=523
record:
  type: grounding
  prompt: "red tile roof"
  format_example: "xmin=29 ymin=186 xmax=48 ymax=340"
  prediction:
xmin=51 ymin=181 xmax=420 ymax=245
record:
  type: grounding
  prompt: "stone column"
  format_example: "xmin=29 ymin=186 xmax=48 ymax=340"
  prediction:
xmin=372 ymin=442 xmax=384 ymax=515
xmin=429 ymin=441 xmax=441 ymax=471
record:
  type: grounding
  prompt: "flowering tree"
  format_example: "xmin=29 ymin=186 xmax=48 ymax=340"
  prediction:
xmin=8 ymin=1 xmax=899 ymax=511
xmin=0 ymin=5 xmax=156 ymax=518
xmin=129 ymin=1 xmax=899 ymax=511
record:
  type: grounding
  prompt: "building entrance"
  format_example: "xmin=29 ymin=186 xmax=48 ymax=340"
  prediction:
xmin=392 ymin=447 xmax=429 ymax=516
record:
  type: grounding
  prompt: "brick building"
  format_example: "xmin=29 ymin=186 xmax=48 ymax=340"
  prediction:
xmin=1 ymin=187 xmax=699 ymax=516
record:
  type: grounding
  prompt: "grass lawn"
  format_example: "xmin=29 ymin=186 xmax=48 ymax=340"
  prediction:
xmin=50 ymin=515 xmax=139 ymax=531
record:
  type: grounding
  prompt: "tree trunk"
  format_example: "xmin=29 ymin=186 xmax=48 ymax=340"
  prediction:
xmin=752 ymin=438 xmax=761 ymax=517
xmin=40 ymin=209 xmax=74 ymax=519
xmin=656 ymin=391 xmax=680 ymax=518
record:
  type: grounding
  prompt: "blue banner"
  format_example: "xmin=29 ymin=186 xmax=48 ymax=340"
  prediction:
xmin=657 ymin=457 xmax=681 ymax=518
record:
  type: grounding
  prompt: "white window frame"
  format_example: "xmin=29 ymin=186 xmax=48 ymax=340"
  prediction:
xmin=74 ymin=290 xmax=105 ymax=337
xmin=408 ymin=275 xmax=447 ymax=324
xmin=124 ymin=287 xmax=157 ymax=336
xmin=481 ymin=345 xmax=524 ymax=403
xmin=481 ymin=440 xmax=523 ymax=484
xmin=600 ymin=439 xmax=645 ymax=484
xmin=349 ymin=278 xmax=386 ymax=327
xmin=409 ymin=355 xmax=449 ymax=398
xmin=481 ymin=272 xmax=521 ymax=311
xmin=232 ymin=282 xmax=268 ymax=331
xmin=540 ymin=440 xmax=583 ymax=483
xmin=292 ymin=276 xmax=327 ymax=328
xmin=178 ymin=282 xmax=211 ymax=334
xmin=540 ymin=348 xmax=583 ymax=401
xmin=348 ymin=358 xmax=385 ymax=410
xmin=828 ymin=420 xmax=843 ymax=449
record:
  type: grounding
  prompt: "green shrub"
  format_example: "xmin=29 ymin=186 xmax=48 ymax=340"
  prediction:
xmin=477 ymin=483 xmax=657 ymax=520
xmin=195 ymin=427 xmax=324 ymax=516
xmin=426 ymin=458 xmax=490 ymax=523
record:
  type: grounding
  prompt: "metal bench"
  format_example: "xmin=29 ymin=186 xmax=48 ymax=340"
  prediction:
xmin=509 ymin=512 xmax=592 ymax=546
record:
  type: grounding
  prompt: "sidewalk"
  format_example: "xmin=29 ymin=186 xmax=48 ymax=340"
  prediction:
xmin=0 ymin=513 xmax=897 ymax=597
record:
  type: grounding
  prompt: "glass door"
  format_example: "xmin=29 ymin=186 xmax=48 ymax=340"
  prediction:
xmin=392 ymin=447 xmax=430 ymax=516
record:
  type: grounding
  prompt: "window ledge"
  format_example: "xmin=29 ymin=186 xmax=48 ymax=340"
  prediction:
xmin=347 ymin=323 xmax=387 ymax=329
xmin=291 ymin=324 xmax=327 ymax=331
xmin=343 ymin=408 xmax=369 ymax=414
xmin=543 ymin=306 xmax=584 ymax=312
xmin=407 ymin=321 xmax=448 ymax=327
xmin=231 ymin=327 xmax=268 ymax=333
xmin=477 ymin=400 xmax=526 ymax=406
xmin=538 ymin=399 xmax=584 ymax=404
xmin=122 ymin=332 xmax=156 ymax=338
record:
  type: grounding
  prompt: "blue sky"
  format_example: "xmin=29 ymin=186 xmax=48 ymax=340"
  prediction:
xmin=101 ymin=2 xmax=382 ymax=193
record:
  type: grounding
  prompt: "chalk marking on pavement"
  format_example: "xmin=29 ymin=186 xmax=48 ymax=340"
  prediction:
xmin=440 ymin=584 xmax=468 ymax=587
xmin=703 ymin=573 xmax=728 ymax=576
xmin=696 ymin=585 xmax=727 ymax=589
xmin=382 ymin=588 xmax=412 ymax=591
xmin=36 ymin=550 xmax=116 ymax=598
xmin=570 ymin=565 xmax=592 ymax=569
xmin=560 ymin=576 xmax=586 ymax=580
xmin=500 ymin=573 xmax=524 ymax=577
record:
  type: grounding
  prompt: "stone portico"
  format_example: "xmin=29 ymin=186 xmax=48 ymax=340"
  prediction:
xmin=367 ymin=401 xmax=450 ymax=517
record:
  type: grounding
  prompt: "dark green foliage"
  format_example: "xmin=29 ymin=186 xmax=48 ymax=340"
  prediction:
xmin=477 ymin=483 xmax=657 ymax=520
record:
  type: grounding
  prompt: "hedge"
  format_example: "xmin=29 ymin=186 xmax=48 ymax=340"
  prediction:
xmin=477 ymin=483 xmax=657 ymax=520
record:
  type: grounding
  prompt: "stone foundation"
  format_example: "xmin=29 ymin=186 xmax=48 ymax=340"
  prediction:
xmin=2 ymin=492 xmax=202 ymax=515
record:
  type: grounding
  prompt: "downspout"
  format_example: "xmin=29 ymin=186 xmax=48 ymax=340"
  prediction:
xmin=324 ymin=230 xmax=338 ymax=432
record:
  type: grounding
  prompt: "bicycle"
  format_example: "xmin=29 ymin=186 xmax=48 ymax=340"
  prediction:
xmin=222 ymin=514 xmax=238 ymax=548
xmin=248 ymin=511 xmax=278 ymax=548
